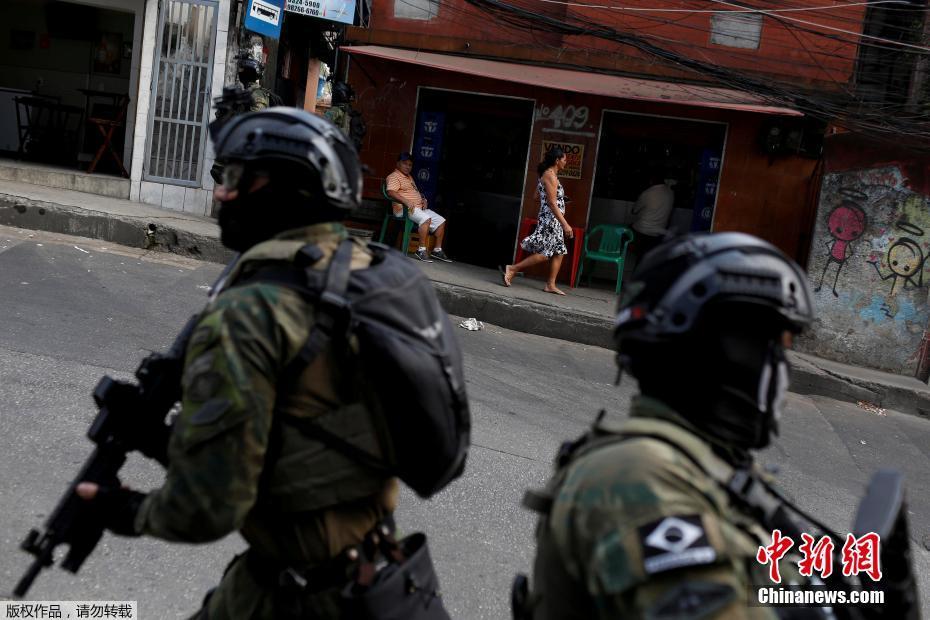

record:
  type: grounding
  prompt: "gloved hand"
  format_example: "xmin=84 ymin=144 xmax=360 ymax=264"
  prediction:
xmin=75 ymin=482 xmax=146 ymax=537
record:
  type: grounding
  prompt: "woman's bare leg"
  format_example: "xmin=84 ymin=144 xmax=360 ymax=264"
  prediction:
xmin=504 ymin=254 xmax=548 ymax=286
xmin=544 ymin=255 xmax=566 ymax=295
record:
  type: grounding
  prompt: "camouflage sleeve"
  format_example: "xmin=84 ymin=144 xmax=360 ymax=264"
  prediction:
xmin=552 ymin=440 xmax=765 ymax=619
xmin=250 ymin=88 xmax=270 ymax=112
xmin=135 ymin=286 xmax=284 ymax=543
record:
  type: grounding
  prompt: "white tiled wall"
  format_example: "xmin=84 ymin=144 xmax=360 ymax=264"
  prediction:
xmin=129 ymin=0 xmax=159 ymax=202
xmin=130 ymin=0 xmax=230 ymax=216
xmin=183 ymin=187 xmax=210 ymax=213
xmin=139 ymin=180 xmax=163 ymax=206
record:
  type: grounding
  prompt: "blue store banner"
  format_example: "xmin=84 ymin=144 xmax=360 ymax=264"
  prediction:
xmin=245 ymin=0 xmax=284 ymax=39
xmin=411 ymin=111 xmax=445 ymax=207
xmin=691 ymin=149 xmax=721 ymax=232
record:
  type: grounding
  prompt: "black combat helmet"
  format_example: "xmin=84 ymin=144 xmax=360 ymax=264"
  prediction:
xmin=615 ymin=232 xmax=813 ymax=342
xmin=211 ymin=107 xmax=362 ymax=212
xmin=237 ymin=54 xmax=263 ymax=85
xmin=615 ymin=232 xmax=815 ymax=450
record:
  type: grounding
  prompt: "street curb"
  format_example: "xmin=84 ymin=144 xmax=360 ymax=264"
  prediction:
xmin=0 ymin=193 xmax=235 ymax=264
xmin=3 ymin=189 xmax=928 ymax=418
xmin=788 ymin=352 xmax=930 ymax=419
xmin=432 ymin=281 xmax=615 ymax=349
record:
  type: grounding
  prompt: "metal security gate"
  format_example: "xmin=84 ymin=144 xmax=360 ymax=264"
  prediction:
xmin=144 ymin=0 xmax=218 ymax=185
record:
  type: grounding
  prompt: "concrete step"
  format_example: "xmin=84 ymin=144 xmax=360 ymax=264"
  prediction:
xmin=0 ymin=158 xmax=129 ymax=200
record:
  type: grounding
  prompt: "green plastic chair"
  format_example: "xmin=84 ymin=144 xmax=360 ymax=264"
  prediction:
xmin=377 ymin=181 xmax=416 ymax=256
xmin=575 ymin=225 xmax=635 ymax=294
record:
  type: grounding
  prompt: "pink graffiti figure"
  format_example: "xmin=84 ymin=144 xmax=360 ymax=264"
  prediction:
xmin=816 ymin=201 xmax=867 ymax=297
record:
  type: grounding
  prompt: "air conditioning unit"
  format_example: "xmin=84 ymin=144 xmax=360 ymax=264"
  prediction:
xmin=761 ymin=120 xmax=825 ymax=159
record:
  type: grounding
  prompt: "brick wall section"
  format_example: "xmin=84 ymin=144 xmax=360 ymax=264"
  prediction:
xmin=352 ymin=0 xmax=863 ymax=90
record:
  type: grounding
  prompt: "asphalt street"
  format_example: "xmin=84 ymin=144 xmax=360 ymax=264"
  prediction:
xmin=0 ymin=225 xmax=928 ymax=619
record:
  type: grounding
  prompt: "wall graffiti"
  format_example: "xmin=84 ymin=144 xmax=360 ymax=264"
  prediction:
xmin=815 ymin=192 xmax=867 ymax=296
xmin=805 ymin=165 xmax=930 ymax=375
xmin=868 ymin=230 xmax=926 ymax=296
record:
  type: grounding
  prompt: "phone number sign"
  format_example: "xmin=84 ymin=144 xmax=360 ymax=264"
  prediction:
xmin=285 ymin=0 xmax=356 ymax=25
xmin=542 ymin=140 xmax=584 ymax=179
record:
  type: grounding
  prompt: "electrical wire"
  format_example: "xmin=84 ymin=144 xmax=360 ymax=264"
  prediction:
xmin=379 ymin=0 xmax=928 ymax=116
xmin=707 ymin=0 xmax=930 ymax=52
xmin=521 ymin=0 xmax=912 ymax=15
xmin=458 ymin=0 xmax=930 ymax=146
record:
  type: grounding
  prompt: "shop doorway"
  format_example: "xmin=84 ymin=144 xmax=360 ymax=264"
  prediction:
xmin=0 ymin=0 xmax=139 ymax=176
xmin=589 ymin=112 xmax=726 ymax=274
xmin=411 ymin=88 xmax=534 ymax=269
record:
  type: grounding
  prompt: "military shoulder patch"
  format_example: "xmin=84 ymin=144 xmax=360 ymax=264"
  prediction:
xmin=638 ymin=515 xmax=717 ymax=575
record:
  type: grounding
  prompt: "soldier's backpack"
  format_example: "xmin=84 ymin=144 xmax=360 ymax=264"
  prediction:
xmin=239 ymin=239 xmax=470 ymax=498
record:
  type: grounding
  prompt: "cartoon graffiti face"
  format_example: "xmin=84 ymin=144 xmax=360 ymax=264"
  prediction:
xmin=888 ymin=239 xmax=923 ymax=277
xmin=828 ymin=203 xmax=866 ymax=242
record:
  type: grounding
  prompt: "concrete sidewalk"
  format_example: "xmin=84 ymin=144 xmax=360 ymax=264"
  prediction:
xmin=2 ymin=178 xmax=929 ymax=418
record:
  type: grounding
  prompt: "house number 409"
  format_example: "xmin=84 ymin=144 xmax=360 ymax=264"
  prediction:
xmin=537 ymin=105 xmax=589 ymax=129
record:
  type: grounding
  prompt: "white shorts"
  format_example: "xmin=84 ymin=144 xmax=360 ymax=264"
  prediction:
xmin=409 ymin=208 xmax=446 ymax=233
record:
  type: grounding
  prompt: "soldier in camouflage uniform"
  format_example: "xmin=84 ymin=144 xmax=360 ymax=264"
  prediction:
xmin=237 ymin=55 xmax=271 ymax=112
xmin=77 ymin=109 xmax=396 ymax=619
xmin=520 ymin=233 xmax=832 ymax=619
xmin=324 ymin=82 xmax=366 ymax=153
xmin=209 ymin=55 xmax=272 ymax=185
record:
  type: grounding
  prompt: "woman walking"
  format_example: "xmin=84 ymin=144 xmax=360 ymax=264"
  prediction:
xmin=502 ymin=147 xmax=574 ymax=295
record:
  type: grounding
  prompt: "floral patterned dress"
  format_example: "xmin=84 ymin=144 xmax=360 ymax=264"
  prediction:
xmin=521 ymin=178 xmax=568 ymax=257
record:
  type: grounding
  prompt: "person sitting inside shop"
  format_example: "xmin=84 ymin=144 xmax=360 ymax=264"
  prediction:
xmin=385 ymin=152 xmax=452 ymax=263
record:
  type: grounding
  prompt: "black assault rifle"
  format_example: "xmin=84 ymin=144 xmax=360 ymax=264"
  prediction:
xmin=12 ymin=313 xmax=199 ymax=598
xmin=13 ymin=258 xmax=239 ymax=598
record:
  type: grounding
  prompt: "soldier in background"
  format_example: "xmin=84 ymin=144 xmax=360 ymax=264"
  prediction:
xmin=209 ymin=53 xmax=277 ymax=185
xmin=230 ymin=53 xmax=274 ymax=113
xmin=519 ymin=233 xmax=832 ymax=619
xmin=324 ymin=81 xmax=366 ymax=152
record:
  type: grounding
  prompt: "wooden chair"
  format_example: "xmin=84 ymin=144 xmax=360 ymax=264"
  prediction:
xmin=14 ymin=96 xmax=81 ymax=164
xmin=87 ymin=95 xmax=130 ymax=177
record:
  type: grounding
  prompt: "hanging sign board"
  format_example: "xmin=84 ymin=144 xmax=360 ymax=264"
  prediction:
xmin=541 ymin=140 xmax=584 ymax=179
xmin=285 ymin=0 xmax=356 ymax=25
xmin=245 ymin=0 xmax=284 ymax=39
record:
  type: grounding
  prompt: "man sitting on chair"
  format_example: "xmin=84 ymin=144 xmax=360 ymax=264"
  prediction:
xmin=385 ymin=152 xmax=452 ymax=263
